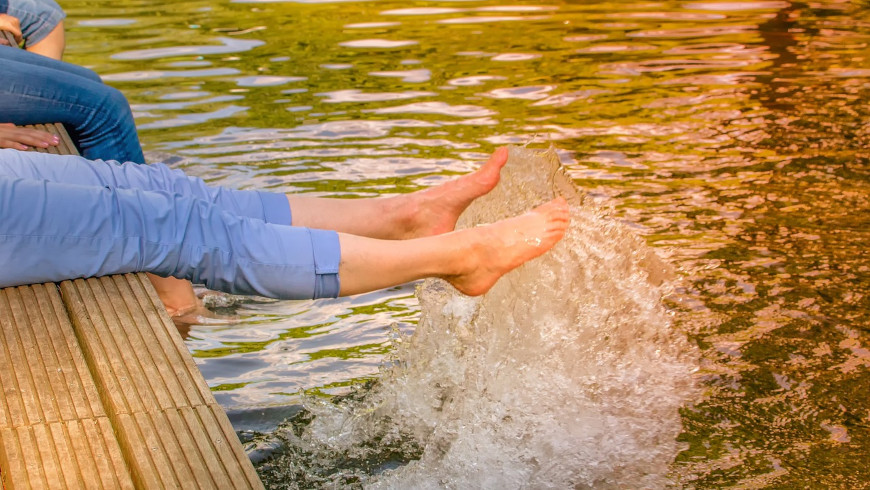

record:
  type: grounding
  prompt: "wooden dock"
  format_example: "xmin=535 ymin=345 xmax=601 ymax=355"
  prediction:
xmin=0 ymin=122 xmax=263 ymax=487
xmin=1 ymin=29 xmax=15 ymax=47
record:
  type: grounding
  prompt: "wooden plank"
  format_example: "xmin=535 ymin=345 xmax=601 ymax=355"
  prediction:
xmin=33 ymin=424 xmax=63 ymax=488
xmin=53 ymin=123 xmax=79 ymax=155
xmin=0 ymin=283 xmax=135 ymax=488
xmin=105 ymin=275 xmax=187 ymax=410
xmin=61 ymin=277 xmax=263 ymax=489
xmin=194 ymin=405 xmax=250 ymax=488
xmin=16 ymin=425 xmax=48 ymax=489
xmin=0 ymin=29 xmax=16 ymax=48
xmin=60 ymin=279 xmax=143 ymax=416
xmin=0 ymin=428 xmax=27 ymax=489
xmin=33 ymin=123 xmax=79 ymax=156
xmin=0 ymin=291 xmax=25 ymax=429
xmin=122 ymin=274 xmax=214 ymax=407
xmin=0 ymin=288 xmax=44 ymax=428
xmin=180 ymin=408 xmax=227 ymax=487
xmin=33 ymin=283 xmax=105 ymax=421
xmin=48 ymin=422 xmax=83 ymax=489
xmin=208 ymin=403 xmax=263 ymax=488
xmin=165 ymin=408 xmax=215 ymax=488
xmin=72 ymin=418 xmax=135 ymax=490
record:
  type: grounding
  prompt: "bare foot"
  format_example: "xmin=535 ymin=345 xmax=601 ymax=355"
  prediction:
xmin=444 ymin=197 xmax=570 ymax=296
xmin=391 ymin=147 xmax=508 ymax=239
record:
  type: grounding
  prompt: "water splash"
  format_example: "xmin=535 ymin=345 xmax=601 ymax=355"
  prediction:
xmin=259 ymin=147 xmax=699 ymax=488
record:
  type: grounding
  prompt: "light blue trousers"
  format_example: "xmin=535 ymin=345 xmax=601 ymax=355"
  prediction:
xmin=0 ymin=149 xmax=341 ymax=299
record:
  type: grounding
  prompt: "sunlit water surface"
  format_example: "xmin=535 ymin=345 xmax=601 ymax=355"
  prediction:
xmin=60 ymin=0 xmax=869 ymax=486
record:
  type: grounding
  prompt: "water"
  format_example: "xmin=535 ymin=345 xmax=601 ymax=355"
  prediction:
xmin=57 ymin=0 xmax=870 ymax=486
xmin=250 ymin=147 xmax=698 ymax=488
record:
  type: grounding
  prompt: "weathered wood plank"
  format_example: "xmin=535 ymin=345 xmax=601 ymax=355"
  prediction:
xmin=0 ymin=287 xmax=45 ymax=428
xmin=121 ymin=274 xmax=214 ymax=407
xmin=0 ymin=29 xmax=16 ymax=47
xmin=60 ymin=277 xmax=264 ymax=489
xmin=68 ymin=418 xmax=135 ymax=490
xmin=0 ymin=283 xmax=135 ymax=489
xmin=165 ymin=408 xmax=216 ymax=488
xmin=29 ymin=123 xmax=79 ymax=156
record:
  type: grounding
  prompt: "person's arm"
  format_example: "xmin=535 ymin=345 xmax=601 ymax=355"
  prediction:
xmin=0 ymin=123 xmax=59 ymax=150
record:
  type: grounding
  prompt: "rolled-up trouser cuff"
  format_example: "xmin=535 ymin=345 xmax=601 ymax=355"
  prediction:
xmin=257 ymin=191 xmax=292 ymax=225
xmin=6 ymin=0 xmax=66 ymax=45
xmin=309 ymin=229 xmax=341 ymax=298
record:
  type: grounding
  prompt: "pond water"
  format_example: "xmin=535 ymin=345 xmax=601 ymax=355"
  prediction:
xmin=60 ymin=0 xmax=869 ymax=486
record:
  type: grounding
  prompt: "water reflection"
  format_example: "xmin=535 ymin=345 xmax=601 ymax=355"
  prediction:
xmin=112 ymin=37 xmax=264 ymax=60
xmin=62 ymin=0 xmax=869 ymax=485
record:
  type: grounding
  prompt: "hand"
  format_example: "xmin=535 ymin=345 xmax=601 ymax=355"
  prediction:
xmin=0 ymin=123 xmax=60 ymax=150
xmin=0 ymin=14 xmax=23 ymax=43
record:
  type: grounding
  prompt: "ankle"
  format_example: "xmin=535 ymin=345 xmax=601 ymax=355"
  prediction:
xmin=384 ymin=193 xmax=422 ymax=238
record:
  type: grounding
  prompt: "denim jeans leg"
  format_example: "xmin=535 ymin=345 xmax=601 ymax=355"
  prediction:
xmin=0 ymin=44 xmax=98 ymax=81
xmin=0 ymin=47 xmax=145 ymax=163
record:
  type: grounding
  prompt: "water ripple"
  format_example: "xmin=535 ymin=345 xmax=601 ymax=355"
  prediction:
xmin=235 ymin=75 xmax=307 ymax=87
xmin=369 ymin=69 xmax=431 ymax=83
xmin=485 ymin=85 xmax=556 ymax=100
xmin=112 ymin=37 xmax=264 ymax=60
xmin=369 ymin=101 xmax=495 ymax=118
xmin=339 ymin=39 xmax=418 ymax=48
xmin=102 ymin=67 xmax=240 ymax=81
xmin=317 ymin=89 xmax=436 ymax=103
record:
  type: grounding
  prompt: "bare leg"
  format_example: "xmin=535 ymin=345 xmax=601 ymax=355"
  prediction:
xmin=337 ymin=197 xmax=570 ymax=297
xmin=147 ymin=274 xmax=202 ymax=318
xmin=26 ymin=21 xmax=65 ymax=60
xmin=288 ymin=147 xmax=508 ymax=240
xmin=152 ymin=148 xmax=513 ymax=311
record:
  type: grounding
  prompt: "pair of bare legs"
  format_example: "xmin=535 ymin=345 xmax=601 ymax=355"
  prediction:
xmin=151 ymin=148 xmax=570 ymax=315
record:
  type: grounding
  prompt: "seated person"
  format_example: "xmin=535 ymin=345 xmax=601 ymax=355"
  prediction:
xmin=0 ymin=45 xmax=144 ymax=163
xmin=0 ymin=148 xmax=569 ymax=302
xmin=0 ymin=0 xmax=65 ymax=59
xmin=0 ymin=19 xmax=192 ymax=313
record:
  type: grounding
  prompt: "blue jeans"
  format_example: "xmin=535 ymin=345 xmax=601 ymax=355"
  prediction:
xmin=0 ymin=46 xmax=145 ymax=163
xmin=0 ymin=149 xmax=341 ymax=299
xmin=0 ymin=0 xmax=65 ymax=45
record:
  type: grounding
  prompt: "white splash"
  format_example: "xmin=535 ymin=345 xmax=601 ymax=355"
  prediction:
xmin=297 ymin=146 xmax=699 ymax=488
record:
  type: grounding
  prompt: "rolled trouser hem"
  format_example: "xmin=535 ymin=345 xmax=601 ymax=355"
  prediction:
xmin=309 ymin=229 xmax=340 ymax=298
xmin=6 ymin=0 xmax=66 ymax=45
xmin=258 ymin=191 xmax=292 ymax=225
